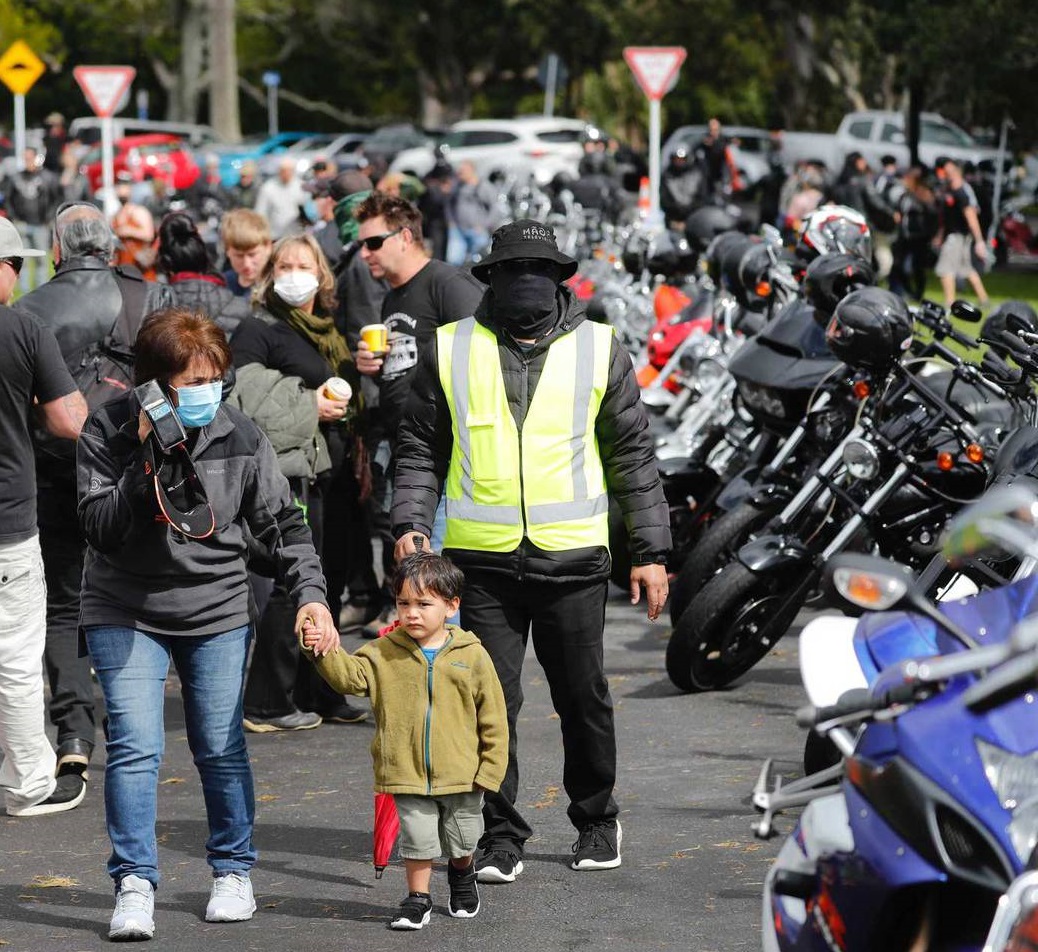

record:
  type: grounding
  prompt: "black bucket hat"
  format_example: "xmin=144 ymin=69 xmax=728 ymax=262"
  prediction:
xmin=144 ymin=440 xmax=216 ymax=539
xmin=470 ymin=219 xmax=578 ymax=284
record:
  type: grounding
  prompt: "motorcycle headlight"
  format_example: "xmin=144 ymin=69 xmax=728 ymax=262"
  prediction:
xmin=737 ymin=381 xmax=786 ymax=419
xmin=696 ymin=357 xmax=727 ymax=391
xmin=842 ymin=439 xmax=880 ymax=480
xmin=978 ymin=739 xmax=1038 ymax=865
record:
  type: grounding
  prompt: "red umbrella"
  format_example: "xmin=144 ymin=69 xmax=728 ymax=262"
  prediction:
xmin=372 ymin=620 xmax=402 ymax=878
xmin=373 ymin=792 xmax=400 ymax=878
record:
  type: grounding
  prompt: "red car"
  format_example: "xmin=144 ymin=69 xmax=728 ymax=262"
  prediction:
xmin=80 ymin=133 xmax=201 ymax=193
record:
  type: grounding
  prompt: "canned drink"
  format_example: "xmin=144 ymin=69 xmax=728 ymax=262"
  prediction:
xmin=360 ymin=323 xmax=389 ymax=355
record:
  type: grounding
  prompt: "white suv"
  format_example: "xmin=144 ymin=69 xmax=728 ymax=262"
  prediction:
xmin=390 ymin=117 xmax=589 ymax=185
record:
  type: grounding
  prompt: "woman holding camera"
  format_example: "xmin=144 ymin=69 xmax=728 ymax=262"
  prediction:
xmin=76 ymin=307 xmax=336 ymax=941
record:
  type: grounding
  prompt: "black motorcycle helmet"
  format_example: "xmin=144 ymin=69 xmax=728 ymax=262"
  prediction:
xmin=802 ymin=253 xmax=877 ymax=324
xmin=735 ymin=243 xmax=774 ymax=312
xmin=685 ymin=205 xmax=742 ymax=253
xmin=981 ymin=300 xmax=1038 ymax=341
xmin=705 ymin=231 xmax=754 ymax=287
xmin=825 ymin=287 xmax=913 ymax=371
xmin=645 ymin=230 xmax=698 ymax=278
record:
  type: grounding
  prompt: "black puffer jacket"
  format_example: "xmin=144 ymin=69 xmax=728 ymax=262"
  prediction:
xmin=392 ymin=285 xmax=671 ymax=583
xmin=168 ymin=274 xmax=251 ymax=340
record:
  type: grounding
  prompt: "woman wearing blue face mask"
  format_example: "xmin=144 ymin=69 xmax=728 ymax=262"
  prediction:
xmin=76 ymin=307 xmax=336 ymax=940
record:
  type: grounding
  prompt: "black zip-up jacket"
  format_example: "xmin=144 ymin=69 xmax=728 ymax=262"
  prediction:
xmin=77 ymin=396 xmax=327 ymax=636
xmin=391 ymin=285 xmax=671 ymax=583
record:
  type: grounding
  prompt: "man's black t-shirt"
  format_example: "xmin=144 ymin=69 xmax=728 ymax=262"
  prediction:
xmin=380 ymin=259 xmax=484 ymax=438
xmin=941 ymin=183 xmax=978 ymax=236
xmin=0 ymin=307 xmax=77 ymax=543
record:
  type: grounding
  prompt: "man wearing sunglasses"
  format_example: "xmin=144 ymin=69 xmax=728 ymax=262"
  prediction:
xmin=0 ymin=217 xmax=90 ymax=818
xmin=347 ymin=192 xmax=483 ymax=632
xmin=391 ymin=219 xmax=670 ymax=882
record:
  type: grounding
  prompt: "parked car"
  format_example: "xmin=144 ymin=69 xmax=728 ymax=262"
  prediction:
xmin=661 ymin=124 xmax=774 ymax=190
xmin=68 ymin=117 xmax=222 ymax=151
xmin=390 ymin=117 xmax=590 ymax=185
xmin=209 ymin=131 xmax=320 ymax=186
xmin=257 ymin=131 xmax=368 ymax=179
xmin=79 ymin=133 xmax=201 ymax=192
xmin=361 ymin=123 xmax=438 ymax=167
xmin=781 ymin=110 xmax=1002 ymax=173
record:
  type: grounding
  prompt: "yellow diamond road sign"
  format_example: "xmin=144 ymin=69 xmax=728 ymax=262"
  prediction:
xmin=0 ymin=40 xmax=46 ymax=96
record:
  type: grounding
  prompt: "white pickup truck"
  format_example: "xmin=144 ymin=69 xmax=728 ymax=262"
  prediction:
xmin=782 ymin=110 xmax=1001 ymax=172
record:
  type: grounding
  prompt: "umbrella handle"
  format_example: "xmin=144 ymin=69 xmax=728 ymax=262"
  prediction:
xmin=374 ymin=865 xmax=386 ymax=879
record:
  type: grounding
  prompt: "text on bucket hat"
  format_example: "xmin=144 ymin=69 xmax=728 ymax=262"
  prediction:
xmin=470 ymin=219 xmax=577 ymax=284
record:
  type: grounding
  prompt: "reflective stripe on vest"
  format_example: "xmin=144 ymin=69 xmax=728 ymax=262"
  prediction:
xmin=437 ymin=317 xmax=612 ymax=552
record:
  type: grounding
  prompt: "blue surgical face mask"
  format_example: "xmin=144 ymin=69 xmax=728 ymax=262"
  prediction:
xmin=172 ymin=381 xmax=223 ymax=428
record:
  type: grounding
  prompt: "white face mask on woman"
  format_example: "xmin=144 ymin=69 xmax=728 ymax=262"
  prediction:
xmin=274 ymin=270 xmax=319 ymax=307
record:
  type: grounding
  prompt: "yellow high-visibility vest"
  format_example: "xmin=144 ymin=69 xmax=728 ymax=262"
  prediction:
xmin=437 ymin=317 xmax=613 ymax=552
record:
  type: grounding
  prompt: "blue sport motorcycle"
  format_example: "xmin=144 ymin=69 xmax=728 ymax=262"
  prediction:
xmin=755 ymin=487 xmax=1038 ymax=951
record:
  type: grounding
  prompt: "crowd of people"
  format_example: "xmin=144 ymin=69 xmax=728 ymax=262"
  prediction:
xmin=0 ymin=120 xmax=670 ymax=940
xmin=661 ymin=117 xmax=999 ymax=309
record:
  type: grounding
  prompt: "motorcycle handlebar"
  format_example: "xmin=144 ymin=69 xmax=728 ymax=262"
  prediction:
xmin=795 ymin=682 xmax=928 ymax=730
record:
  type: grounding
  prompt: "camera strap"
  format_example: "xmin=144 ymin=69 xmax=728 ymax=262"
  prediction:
xmin=145 ymin=438 xmax=216 ymax=540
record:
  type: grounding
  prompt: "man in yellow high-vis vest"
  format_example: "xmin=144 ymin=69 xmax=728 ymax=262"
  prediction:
xmin=391 ymin=220 xmax=670 ymax=881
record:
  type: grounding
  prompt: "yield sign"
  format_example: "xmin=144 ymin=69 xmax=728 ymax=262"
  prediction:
xmin=73 ymin=65 xmax=136 ymax=118
xmin=623 ymin=47 xmax=687 ymax=101
xmin=0 ymin=41 xmax=46 ymax=96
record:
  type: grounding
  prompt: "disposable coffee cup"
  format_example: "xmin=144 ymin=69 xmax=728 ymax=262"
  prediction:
xmin=322 ymin=376 xmax=353 ymax=402
xmin=360 ymin=323 xmax=389 ymax=355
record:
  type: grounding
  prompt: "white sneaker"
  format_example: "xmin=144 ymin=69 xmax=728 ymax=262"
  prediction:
xmin=109 ymin=874 xmax=156 ymax=941
xmin=205 ymin=872 xmax=256 ymax=922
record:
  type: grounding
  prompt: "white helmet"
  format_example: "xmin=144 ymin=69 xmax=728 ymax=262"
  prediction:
xmin=797 ymin=204 xmax=872 ymax=263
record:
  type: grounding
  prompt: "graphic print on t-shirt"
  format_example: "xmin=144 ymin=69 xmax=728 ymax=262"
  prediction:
xmin=382 ymin=312 xmax=419 ymax=382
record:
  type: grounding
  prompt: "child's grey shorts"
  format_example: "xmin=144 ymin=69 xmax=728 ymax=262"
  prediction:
xmin=394 ymin=791 xmax=484 ymax=860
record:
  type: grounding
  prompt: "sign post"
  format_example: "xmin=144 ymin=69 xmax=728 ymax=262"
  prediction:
xmin=262 ymin=71 xmax=280 ymax=137
xmin=0 ymin=41 xmax=47 ymax=171
xmin=73 ymin=66 xmax=136 ymax=217
xmin=623 ymin=46 xmax=687 ymax=220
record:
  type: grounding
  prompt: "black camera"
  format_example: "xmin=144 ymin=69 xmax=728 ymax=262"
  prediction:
xmin=134 ymin=379 xmax=187 ymax=453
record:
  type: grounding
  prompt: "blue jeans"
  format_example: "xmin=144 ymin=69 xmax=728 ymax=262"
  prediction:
xmin=85 ymin=624 xmax=256 ymax=888
xmin=446 ymin=226 xmax=490 ymax=266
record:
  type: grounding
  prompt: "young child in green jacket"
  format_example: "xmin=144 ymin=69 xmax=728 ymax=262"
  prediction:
xmin=301 ymin=552 xmax=507 ymax=931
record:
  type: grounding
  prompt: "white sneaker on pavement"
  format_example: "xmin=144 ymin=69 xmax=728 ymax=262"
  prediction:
xmin=205 ymin=872 xmax=256 ymax=922
xmin=109 ymin=874 xmax=156 ymax=941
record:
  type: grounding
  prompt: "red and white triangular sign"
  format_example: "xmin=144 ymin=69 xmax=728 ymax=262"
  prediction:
xmin=623 ymin=47 xmax=686 ymax=101
xmin=73 ymin=66 xmax=136 ymax=118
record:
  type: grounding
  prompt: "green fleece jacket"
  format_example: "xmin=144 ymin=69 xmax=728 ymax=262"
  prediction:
xmin=303 ymin=624 xmax=508 ymax=796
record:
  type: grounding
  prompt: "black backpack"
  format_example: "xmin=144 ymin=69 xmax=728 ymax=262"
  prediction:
xmin=37 ymin=267 xmax=168 ymax=463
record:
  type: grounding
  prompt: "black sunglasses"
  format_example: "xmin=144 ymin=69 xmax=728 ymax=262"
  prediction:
xmin=1 ymin=256 xmax=23 ymax=275
xmin=360 ymin=228 xmax=403 ymax=252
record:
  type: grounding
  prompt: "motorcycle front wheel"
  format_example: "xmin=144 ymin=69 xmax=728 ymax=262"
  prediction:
xmin=669 ymin=500 xmax=782 ymax=626
xmin=666 ymin=562 xmax=805 ymax=693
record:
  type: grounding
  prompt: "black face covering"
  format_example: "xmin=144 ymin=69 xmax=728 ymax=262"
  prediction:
xmin=490 ymin=263 xmax=561 ymax=339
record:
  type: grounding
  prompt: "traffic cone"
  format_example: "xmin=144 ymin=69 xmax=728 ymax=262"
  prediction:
xmin=637 ymin=177 xmax=651 ymax=217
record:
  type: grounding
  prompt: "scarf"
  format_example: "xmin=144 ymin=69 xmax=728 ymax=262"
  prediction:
xmin=334 ymin=190 xmax=371 ymax=244
xmin=266 ymin=294 xmax=353 ymax=375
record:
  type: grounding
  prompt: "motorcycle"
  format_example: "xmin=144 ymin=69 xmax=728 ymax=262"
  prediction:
xmin=756 ymin=486 xmax=1038 ymax=951
xmin=667 ymin=297 xmax=1018 ymax=693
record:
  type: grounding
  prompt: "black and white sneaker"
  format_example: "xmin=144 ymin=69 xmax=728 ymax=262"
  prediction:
xmin=447 ymin=861 xmax=480 ymax=918
xmin=7 ymin=773 xmax=86 ymax=817
xmin=475 ymin=849 xmax=524 ymax=884
xmin=390 ymin=892 xmax=432 ymax=930
xmin=571 ymin=820 xmax=622 ymax=870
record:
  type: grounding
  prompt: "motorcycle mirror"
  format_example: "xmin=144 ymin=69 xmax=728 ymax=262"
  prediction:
xmin=950 ymin=300 xmax=983 ymax=323
xmin=824 ymin=553 xmax=916 ymax=612
xmin=942 ymin=485 xmax=1038 ymax=563
xmin=1006 ymin=311 xmax=1037 ymax=336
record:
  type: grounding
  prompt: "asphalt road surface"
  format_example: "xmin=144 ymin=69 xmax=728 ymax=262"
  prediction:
xmin=0 ymin=590 xmax=809 ymax=951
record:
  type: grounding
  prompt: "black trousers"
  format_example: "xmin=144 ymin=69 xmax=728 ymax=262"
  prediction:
xmin=461 ymin=572 xmax=618 ymax=853
xmin=243 ymin=476 xmax=341 ymax=717
xmin=38 ymin=505 xmax=97 ymax=751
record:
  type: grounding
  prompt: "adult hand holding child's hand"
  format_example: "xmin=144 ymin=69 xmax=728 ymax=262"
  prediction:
xmin=295 ymin=602 xmax=339 ymax=656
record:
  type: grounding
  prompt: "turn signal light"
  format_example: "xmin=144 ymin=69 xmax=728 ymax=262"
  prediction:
xmin=852 ymin=380 xmax=871 ymax=400
xmin=846 ymin=573 xmax=885 ymax=607
xmin=937 ymin=451 xmax=954 ymax=471
xmin=756 ymin=281 xmax=772 ymax=297
xmin=966 ymin=443 xmax=985 ymax=463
